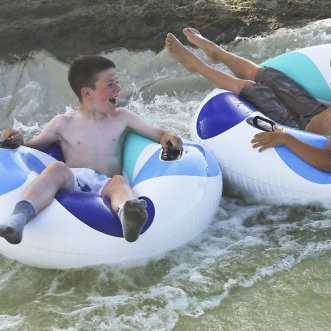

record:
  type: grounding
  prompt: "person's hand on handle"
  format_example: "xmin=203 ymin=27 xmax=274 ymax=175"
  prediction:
xmin=251 ymin=126 xmax=288 ymax=152
xmin=1 ymin=128 xmax=25 ymax=146
xmin=160 ymin=132 xmax=183 ymax=152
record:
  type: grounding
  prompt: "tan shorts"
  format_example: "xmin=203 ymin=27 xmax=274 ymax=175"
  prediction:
xmin=239 ymin=67 xmax=327 ymax=129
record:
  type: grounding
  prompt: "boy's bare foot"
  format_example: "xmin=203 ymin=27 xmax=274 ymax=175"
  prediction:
xmin=118 ymin=199 xmax=148 ymax=242
xmin=183 ymin=27 xmax=224 ymax=64
xmin=165 ymin=33 xmax=206 ymax=73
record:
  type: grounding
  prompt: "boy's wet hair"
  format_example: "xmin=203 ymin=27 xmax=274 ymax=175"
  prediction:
xmin=68 ymin=55 xmax=116 ymax=101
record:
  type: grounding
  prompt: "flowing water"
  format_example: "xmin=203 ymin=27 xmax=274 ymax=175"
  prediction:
xmin=0 ymin=19 xmax=331 ymax=331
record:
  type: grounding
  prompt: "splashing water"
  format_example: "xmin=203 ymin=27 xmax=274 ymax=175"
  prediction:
xmin=0 ymin=19 xmax=331 ymax=331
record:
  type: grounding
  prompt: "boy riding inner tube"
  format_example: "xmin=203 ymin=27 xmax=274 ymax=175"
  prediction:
xmin=0 ymin=133 xmax=222 ymax=269
xmin=191 ymin=44 xmax=331 ymax=205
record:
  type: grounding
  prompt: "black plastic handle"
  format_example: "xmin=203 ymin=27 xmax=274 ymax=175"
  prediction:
xmin=161 ymin=142 xmax=183 ymax=161
xmin=246 ymin=115 xmax=275 ymax=132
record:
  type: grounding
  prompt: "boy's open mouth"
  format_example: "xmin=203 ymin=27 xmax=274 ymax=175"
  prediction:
xmin=109 ymin=98 xmax=116 ymax=105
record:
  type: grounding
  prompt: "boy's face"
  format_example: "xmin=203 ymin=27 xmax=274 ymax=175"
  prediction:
xmin=86 ymin=68 xmax=121 ymax=113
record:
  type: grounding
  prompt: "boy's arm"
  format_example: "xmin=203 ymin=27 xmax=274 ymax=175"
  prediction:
xmin=125 ymin=109 xmax=183 ymax=150
xmin=1 ymin=115 xmax=63 ymax=150
xmin=251 ymin=127 xmax=331 ymax=172
xmin=26 ymin=115 xmax=63 ymax=150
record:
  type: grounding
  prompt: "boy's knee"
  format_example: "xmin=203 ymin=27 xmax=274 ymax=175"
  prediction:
xmin=109 ymin=175 xmax=127 ymax=187
xmin=44 ymin=161 xmax=72 ymax=183
xmin=102 ymin=175 xmax=127 ymax=192
xmin=47 ymin=161 xmax=68 ymax=174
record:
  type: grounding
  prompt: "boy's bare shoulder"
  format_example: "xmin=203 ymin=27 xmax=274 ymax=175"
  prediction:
xmin=114 ymin=107 xmax=137 ymax=119
xmin=114 ymin=106 xmax=129 ymax=115
xmin=52 ymin=112 xmax=75 ymax=124
xmin=51 ymin=112 xmax=72 ymax=120
xmin=46 ymin=113 xmax=75 ymax=134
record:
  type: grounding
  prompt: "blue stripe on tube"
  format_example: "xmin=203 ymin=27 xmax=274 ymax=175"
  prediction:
xmin=196 ymin=92 xmax=255 ymax=139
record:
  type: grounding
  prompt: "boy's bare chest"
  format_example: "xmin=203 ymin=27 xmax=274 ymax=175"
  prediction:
xmin=66 ymin=119 xmax=124 ymax=146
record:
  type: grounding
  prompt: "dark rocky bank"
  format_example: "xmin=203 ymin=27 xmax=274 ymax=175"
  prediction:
xmin=0 ymin=0 xmax=330 ymax=62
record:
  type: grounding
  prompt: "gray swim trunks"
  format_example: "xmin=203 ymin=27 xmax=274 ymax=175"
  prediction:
xmin=239 ymin=67 xmax=327 ymax=129
xmin=71 ymin=168 xmax=110 ymax=195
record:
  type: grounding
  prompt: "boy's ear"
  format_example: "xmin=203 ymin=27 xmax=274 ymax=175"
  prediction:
xmin=81 ymin=87 xmax=92 ymax=100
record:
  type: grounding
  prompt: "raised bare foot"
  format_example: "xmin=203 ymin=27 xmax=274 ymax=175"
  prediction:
xmin=118 ymin=199 xmax=148 ymax=242
xmin=165 ymin=33 xmax=206 ymax=73
xmin=183 ymin=27 xmax=224 ymax=64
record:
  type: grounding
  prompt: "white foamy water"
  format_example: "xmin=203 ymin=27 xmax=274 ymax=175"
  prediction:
xmin=0 ymin=19 xmax=331 ymax=331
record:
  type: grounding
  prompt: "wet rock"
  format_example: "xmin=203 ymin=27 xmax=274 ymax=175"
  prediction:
xmin=0 ymin=0 xmax=330 ymax=62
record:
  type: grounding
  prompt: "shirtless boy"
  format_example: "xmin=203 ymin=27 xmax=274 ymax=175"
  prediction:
xmin=165 ymin=28 xmax=331 ymax=172
xmin=0 ymin=55 xmax=183 ymax=244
